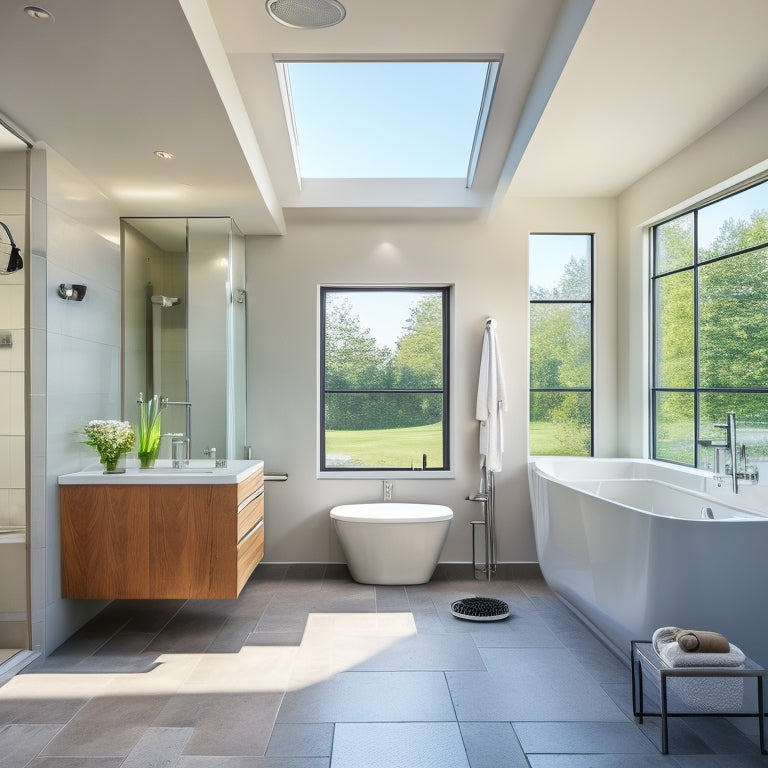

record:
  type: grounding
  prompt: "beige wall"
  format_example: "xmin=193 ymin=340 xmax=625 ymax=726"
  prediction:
xmin=247 ymin=196 xmax=617 ymax=565
xmin=616 ymin=85 xmax=768 ymax=457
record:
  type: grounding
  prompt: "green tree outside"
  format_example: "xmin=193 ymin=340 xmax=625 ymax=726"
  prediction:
xmin=653 ymin=200 xmax=768 ymax=466
xmin=323 ymin=290 xmax=445 ymax=467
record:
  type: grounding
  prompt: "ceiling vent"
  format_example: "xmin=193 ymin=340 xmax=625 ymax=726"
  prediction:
xmin=265 ymin=0 xmax=346 ymax=29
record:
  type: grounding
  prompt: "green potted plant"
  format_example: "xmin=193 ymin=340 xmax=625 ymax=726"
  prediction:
xmin=136 ymin=392 xmax=165 ymax=468
xmin=82 ymin=419 xmax=135 ymax=473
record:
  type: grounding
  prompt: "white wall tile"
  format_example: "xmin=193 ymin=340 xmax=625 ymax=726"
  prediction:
xmin=7 ymin=436 xmax=24 ymax=490
xmin=47 ymin=262 xmax=120 ymax=348
xmin=29 ymin=451 xmax=45 ymax=549
xmin=8 ymin=489 xmax=25 ymax=528
xmin=0 ymin=329 xmax=25 ymax=373
xmin=0 ymin=283 xmax=23 ymax=328
xmin=29 ymin=329 xmax=46 ymax=398
xmin=39 ymin=147 xmax=120 ymax=655
xmin=8 ymin=372 xmax=24 ymax=436
xmin=0 ymin=374 xmax=7 ymax=432
xmin=0 ymin=437 xmax=10 ymax=490
xmin=28 ymin=252 xmax=47 ymax=333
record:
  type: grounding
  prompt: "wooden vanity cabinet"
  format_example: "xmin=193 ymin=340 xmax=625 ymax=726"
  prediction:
xmin=60 ymin=466 xmax=264 ymax=599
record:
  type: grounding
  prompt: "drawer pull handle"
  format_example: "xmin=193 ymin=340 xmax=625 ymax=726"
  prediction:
xmin=238 ymin=486 xmax=264 ymax=512
xmin=238 ymin=517 xmax=264 ymax=545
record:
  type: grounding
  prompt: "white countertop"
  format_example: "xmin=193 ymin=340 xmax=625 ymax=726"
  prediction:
xmin=58 ymin=459 xmax=264 ymax=485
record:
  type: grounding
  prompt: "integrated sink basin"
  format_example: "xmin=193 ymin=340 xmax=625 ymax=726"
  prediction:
xmin=58 ymin=459 xmax=264 ymax=485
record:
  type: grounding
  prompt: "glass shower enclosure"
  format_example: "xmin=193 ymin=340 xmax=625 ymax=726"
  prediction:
xmin=121 ymin=217 xmax=247 ymax=460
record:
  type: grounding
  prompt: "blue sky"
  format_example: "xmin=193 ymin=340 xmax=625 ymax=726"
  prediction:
xmin=286 ymin=61 xmax=489 ymax=179
xmin=698 ymin=179 xmax=768 ymax=248
xmin=328 ymin=290 xmax=424 ymax=350
xmin=529 ymin=234 xmax=591 ymax=294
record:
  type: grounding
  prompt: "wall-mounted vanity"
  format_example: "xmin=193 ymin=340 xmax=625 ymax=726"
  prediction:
xmin=58 ymin=460 xmax=264 ymax=599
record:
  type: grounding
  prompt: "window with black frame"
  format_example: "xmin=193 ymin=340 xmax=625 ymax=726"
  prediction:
xmin=651 ymin=178 xmax=768 ymax=468
xmin=320 ymin=286 xmax=450 ymax=472
xmin=528 ymin=233 xmax=594 ymax=456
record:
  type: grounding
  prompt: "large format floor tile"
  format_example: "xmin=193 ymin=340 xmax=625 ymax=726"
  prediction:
xmin=447 ymin=647 xmax=627 ymax=722
xmin=1 ymin=567 xmax=764 ymax=766
xmin=331 ymin=722 xmax=469 ymax=768
xmin=277 ymin=671 xmax=456 ymax=722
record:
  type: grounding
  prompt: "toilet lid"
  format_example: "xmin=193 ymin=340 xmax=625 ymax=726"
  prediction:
xmin=330 ymin=503 xmax=453 ymax=523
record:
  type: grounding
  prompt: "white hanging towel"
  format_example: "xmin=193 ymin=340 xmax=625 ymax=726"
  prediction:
xmin=476 ymin=318 xmax=507 ymax=473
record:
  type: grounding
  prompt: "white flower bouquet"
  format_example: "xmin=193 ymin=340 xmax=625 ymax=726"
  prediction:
xmin=82 ymin=419 xmax=135 ymax=472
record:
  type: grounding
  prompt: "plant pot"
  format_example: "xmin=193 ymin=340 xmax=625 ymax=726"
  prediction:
xmin=102 ymin=458 xmax=124 ymax=474
xmin=138 ymin=449 xmax=158 ymax=469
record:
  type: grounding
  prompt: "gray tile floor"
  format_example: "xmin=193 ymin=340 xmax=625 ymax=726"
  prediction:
xmin=0 ymin=564 xmax=766 ymax=767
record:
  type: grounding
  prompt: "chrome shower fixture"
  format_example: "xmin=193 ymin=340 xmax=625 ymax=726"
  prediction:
xmin=57 ymin=283 xmax=87 ymax=301
xmin=150 ymin=295 xmax=180 ymax=307
xmin=0 ymin=221 xmax=23 ymax=275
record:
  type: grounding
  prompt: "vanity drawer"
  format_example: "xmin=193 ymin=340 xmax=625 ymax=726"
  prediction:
xmin=237 ymin=519 xmax=264 ymax=594
xmin=237 ymin=466 xmax=264 ymax=506
xmin=237 ymin=488 xmax=264 ymax=542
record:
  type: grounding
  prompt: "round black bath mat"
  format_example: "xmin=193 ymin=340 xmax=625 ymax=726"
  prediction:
xmin=450 ymin=596 xmax=510 ymax=622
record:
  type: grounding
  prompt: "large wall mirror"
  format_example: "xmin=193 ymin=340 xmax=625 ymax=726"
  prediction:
xmin=121 ymin=217 xmax=247 ymax=460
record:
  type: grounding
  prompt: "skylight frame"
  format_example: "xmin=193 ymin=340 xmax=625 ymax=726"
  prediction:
xmin=274 ymin=56 xmax=502 ymax=189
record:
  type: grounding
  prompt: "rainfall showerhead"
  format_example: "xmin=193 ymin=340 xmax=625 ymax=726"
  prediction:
xmin=151 ymin=295 xmax=180 ymax=307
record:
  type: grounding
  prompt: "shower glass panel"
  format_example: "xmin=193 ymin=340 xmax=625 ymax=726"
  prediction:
xmin=0 ymin=146 xmax=29 ymax=662
xmin=230 ymin=222 xmax=247 ymax=459
xmin=121 ymin=217 xmax=246 ymax=459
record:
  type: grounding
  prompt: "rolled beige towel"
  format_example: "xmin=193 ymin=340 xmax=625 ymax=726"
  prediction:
xmin=675 ymin=629 xmax=730 ymax=653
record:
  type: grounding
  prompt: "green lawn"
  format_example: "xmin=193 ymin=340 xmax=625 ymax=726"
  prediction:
xmin=326 ymin=422 xmax=443 ymax=468
xmin=529 ymin=420 xmax=590 ymax=456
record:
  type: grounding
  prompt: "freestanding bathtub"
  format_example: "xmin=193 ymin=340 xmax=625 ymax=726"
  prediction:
xmin=528 ymin=457 xmax=768 ymax=666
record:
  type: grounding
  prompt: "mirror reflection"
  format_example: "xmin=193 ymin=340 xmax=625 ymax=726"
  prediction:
xmin=121 ymin=217 xmax=247 ymax=461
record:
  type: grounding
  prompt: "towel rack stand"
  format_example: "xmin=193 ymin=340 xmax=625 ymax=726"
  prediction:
xmin=467 ymin=466 xmax=496 ymax=581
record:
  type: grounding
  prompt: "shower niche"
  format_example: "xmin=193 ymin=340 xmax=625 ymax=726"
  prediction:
xmin=121 ymin=217 xmax=247 ymax=460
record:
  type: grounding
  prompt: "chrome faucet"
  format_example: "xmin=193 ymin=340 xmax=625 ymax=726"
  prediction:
xmin=698 ymin=412 xmax=758 ymax=493
xmin=715 ymin=412 xmax=738 ymax=493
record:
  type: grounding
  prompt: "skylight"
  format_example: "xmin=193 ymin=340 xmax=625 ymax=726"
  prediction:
xmin=278 ymin=60 xmax=499 ymax=186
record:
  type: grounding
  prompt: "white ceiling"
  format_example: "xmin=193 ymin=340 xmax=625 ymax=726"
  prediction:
xmin=1 ymin=0 xmax=767 ymax=240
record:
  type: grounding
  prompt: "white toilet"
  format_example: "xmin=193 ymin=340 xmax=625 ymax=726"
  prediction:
xmin=330 ymin=502 xmax=453 ymax=585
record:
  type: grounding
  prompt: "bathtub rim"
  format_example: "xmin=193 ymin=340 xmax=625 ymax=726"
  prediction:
xmin=528 ymin=456 xmax=768 ymax=521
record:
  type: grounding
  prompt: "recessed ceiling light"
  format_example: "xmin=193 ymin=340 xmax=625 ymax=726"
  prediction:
xmin=265 ymin=0 xmax=345 ymax=29
xmin=24 ymin=6 xmax=53 ymax=21
xmin=153 ymin=150 xmax=174 ymax=160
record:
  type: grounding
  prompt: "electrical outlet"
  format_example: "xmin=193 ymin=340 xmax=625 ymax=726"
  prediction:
xmin=0 ymin=331 xmax=12 ymax=347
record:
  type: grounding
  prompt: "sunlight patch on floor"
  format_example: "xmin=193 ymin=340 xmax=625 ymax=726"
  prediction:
xmin=0 ymin=613 xmax=418 ymax=699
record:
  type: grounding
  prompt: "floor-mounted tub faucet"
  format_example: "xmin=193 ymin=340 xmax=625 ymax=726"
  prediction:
xmin=698 ymin=412 xmax=758 ymax=493
xmin=714 ymin=412 xmax=738 ymax=493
